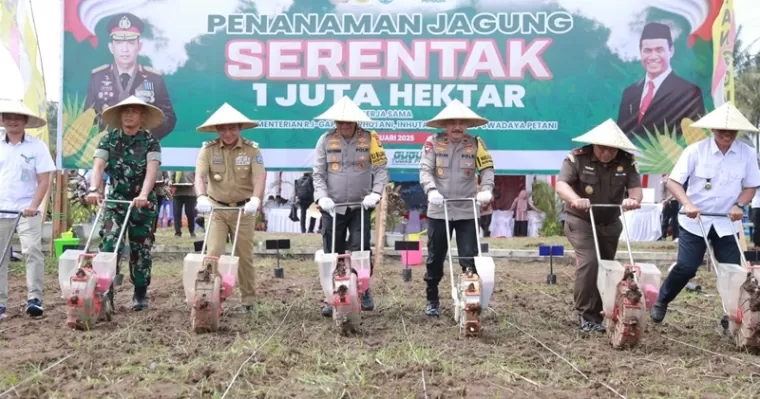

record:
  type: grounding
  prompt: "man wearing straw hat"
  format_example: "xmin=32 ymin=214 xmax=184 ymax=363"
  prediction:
xmin=419 ymin=99 xmax=495 ymax=317
xmin=194 ymin=103 xmax=265 ymax=314
xmin=86 ymin=96 xmax=164 ymax=311
xmin=312 ymin=96 xmax=388 ymax=317
xmin=0 ymin=99 xmax=56 ymax=320
xmin=651 ymin=102 xmax=760 ymax=324
xmin=555 ymin=119 xmax=643 ymax=332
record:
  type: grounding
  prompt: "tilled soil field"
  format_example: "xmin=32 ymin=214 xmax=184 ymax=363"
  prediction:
xmin=0 ymin=254 xmax=757 ymax=398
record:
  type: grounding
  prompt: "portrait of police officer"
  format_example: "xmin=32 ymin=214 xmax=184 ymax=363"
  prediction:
xmin=85 ymin=12 xmax=176 ymax=141
xmin=419 ymin=100 xmax=495 ymax=317
xmin=312 ymin=96 xmax=388 ymax=318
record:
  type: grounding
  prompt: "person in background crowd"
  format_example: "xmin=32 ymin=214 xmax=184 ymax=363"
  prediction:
xmin=555 ymin=119 xmax=642 ymax=333
xmin=312 ymin=96 xmax=388 ymax=317
xmin=753 ymin=157 xmax=760 ymax=248
xmin=295 ymin=172 xmax=316 ymax=233
xmin=660 ymin=173 xmax=680 ymax=241
xmin=169 ymin=171 xmax=197 ymax=238
xmin=153 ymin=171 xmax=171 ymax=231
xmin=0 ymin=99 xmax=56 ymax=320
xmin=419 ymin=99 xmax=495 ymax=317
xmin=510 ymin=190 xmax=536 ymax=237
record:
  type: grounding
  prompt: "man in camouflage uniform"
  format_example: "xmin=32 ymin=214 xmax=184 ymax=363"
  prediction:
xmin=194 ymin=103 xmax=266 ymax=314
xmin=419 ymin=100 xmax=495 ymax=317
xmin=85 ymin=12 xmax=176 ymax=141
xmin=554 ymin=119 xmax=642 ymax=332
xmin=86 ymin=96 xmax=164 ymax=311
xmin=313 ymin=96 xmax=388 ymax=317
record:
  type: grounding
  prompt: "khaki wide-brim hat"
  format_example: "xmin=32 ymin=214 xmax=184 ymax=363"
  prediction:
xmin=425 ymin=99 xmax=488 ymax=128
xmin=0 ymin=98 xmax=46 ymax=129
xmin=690 ymin=102 xmax=759 ymax=132
xmin=314 ymin=96 xmax=372 ymax=122
xmin=102 ymin=95 xmax=165 ymax=130
xmin=197 ymin=103 xmax=259 ymax=132
xmin=572 ymin=119 xmax=639 ymax=153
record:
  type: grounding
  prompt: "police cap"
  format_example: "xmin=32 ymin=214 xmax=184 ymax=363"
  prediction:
xmin=106 ymin=13 xmax=144 ymax=41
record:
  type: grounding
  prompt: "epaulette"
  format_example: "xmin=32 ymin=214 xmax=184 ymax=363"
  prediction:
xmin=142 ymin=65 xmax=161 ymax=75
xmin=202 ymin=139 xmax=219 ymax=147
xmin=572 ymin=146 xmax=589 ymax=156
xmin=91 ymin=64 xmax=109 ymax=74
xmin=242 ymin=138 xmax=259 ymax=148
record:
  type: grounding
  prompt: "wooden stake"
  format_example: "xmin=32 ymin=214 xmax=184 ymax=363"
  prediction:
xmin=373 ymin=185 xmax=389 ymax=268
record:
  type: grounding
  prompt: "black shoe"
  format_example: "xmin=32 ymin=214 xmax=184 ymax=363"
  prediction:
xmin=424 ymin=301 xmax=440 ymax=317
xmin=321 ymin=303 xmax=333 ymax=317
xmin=132 ymin=286 xmax=149 ymax=311
xmin=361 ymin=289 xmax=375 ymax=311
xmin=651 ymin=302 xmax=667 ymax=323
xmin=26 ymin=298 xmax=44 ymax=317
xmin=174 ymin=232 xmax=181 ymax=238
xmin=190 ymin=232 xmax=196 ymax=238
xmin=579 ymin=316 xmax=605 ymax=333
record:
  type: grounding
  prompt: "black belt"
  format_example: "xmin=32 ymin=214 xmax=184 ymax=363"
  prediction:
xmin=209 ymin=196 xmax=250 ymax=207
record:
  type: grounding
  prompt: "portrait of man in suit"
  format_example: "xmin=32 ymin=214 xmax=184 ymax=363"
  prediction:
xmin=617 ymin=22 xmax=706 ymax=143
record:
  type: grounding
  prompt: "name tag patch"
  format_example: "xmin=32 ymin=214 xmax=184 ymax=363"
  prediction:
xmin=235 ymin=156 xmax=251 ymax=166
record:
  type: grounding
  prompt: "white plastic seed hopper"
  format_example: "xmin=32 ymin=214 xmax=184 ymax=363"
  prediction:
xmin=443 ymin=198 xmax=495 ymax=337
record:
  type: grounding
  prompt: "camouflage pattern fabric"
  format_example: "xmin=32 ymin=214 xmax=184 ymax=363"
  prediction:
xmin=95 ymin=129 xmax=160 ymax=287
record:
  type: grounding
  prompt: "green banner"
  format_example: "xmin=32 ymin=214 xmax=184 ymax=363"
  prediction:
xmin=61 ymin=0 xmax=720 ymax=174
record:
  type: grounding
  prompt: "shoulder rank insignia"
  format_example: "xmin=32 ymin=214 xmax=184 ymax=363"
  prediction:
xmin=243 ymin=139 xmax=259 ymax=148
xmin=203 ymin=139 xmax=219 ymax=148
xmin=91 ymin=64 xmax=109 ymax=74
xmin=142 ymin=65 xmax=161 ymax=75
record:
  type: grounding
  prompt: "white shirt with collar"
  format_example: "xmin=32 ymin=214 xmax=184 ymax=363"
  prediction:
xmin=669 ymin=137 xmax=760 ymax=237
xmin=640 ymin=68 xmax=672 ymax=105
xmin=0 ymin=133 xmax=56 ymax=218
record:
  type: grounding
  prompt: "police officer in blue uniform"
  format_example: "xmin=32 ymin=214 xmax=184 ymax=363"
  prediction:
xmin=85 ymin=13 xmax=176 ymax=141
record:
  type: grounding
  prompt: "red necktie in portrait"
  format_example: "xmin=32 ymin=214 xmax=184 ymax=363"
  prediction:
xmin=638 ymin=81 xmax=655 ymax=124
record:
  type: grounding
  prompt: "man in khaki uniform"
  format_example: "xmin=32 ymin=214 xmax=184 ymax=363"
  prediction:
xmin=419 ymin=100 xmax=495 ymax=317
xmin=555 ymin=119 xmax=642 ymax=333
xmin=313 ymin=96 xmax=388 ymax=317
xmin=194 ymin=103 xmax=265 ymax=313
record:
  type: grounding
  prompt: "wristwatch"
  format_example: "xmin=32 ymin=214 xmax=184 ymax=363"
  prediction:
xmin=735 ymin=202 xmax=746 ymax=209
xmin=87 ymin=187 xmax=98 ymax=193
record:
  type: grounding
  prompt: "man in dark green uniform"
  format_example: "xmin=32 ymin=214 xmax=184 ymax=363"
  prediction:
xmin=85 ymin=12 xmax=176 ymax=141
xmin=555 ymin=119 xmax=643 ymax=333
xmin=85 ymin=95 xmax=164 ymax=311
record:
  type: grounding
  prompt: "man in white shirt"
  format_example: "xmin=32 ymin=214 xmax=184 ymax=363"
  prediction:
xmin=0 ymin=99 xmax=56 ymax=320
xmin=651 ymin=102 xmax=760 ymax=323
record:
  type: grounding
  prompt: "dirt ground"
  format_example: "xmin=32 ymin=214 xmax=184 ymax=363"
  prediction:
xmin=1 ymin=253 xmax=758 ymax=399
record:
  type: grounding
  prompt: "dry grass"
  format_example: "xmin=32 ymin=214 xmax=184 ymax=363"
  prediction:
xmin=1 ymin=247 xmax=760 ymax=398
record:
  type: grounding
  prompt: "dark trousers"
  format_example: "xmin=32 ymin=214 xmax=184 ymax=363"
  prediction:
xmin=753 ymin=208 xmax=760 ymax=246
xmin=480 ymin=214 xmax=492 ymax=237
xmin=658 ymin=226 xmax=741 ymax=305
xmin=661 ymin=200 xmax=680 ymax=239
xmin=513 ymin=220 xmax=528 ymax=237
xmin=173 ymin=195 xmax=197 ymax=235
xmin=321 ymin=207 xmax=373 ymax=275
xmin=564 ymin=214 xmax=622 ymax=324
xmin=424 ymin=218 xmax=478 ymax=301
xmin=300 ymin=201 xmax=316 ymax=233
